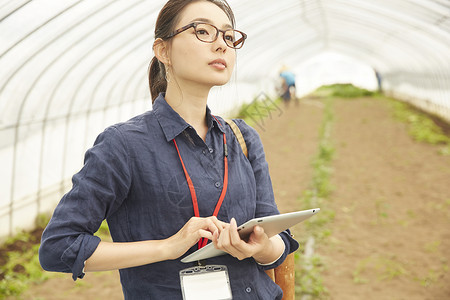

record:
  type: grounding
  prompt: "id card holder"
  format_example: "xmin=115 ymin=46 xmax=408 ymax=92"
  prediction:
xmin=180 ymin=265 xmax=232 ymax=300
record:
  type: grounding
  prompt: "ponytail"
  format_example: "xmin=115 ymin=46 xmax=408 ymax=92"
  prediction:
xmin=148 ymin=56 xmax=167 ymax=103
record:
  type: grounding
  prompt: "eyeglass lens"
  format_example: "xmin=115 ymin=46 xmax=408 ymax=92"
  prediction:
xmin=195 ymin=23 xmax=244 ymax=48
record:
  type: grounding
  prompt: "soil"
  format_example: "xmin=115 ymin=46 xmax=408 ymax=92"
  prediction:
xmin=0 ymin=228 xmax=44 ymax=281
xmin=316 ymin=97 xmax=450 ymax=300
xmin=7 ymin=96 xmax=450 ymax=299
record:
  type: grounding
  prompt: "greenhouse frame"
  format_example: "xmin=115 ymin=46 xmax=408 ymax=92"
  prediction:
xmin=0 ymin=0 xmax=449 ymax=239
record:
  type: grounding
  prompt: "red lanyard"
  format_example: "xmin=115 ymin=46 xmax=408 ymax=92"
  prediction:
xmin=172 ymin=119 xmax=228 ymax=249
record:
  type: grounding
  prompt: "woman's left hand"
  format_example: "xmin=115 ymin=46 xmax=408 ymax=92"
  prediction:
xmin=212 ymin=218 xmax=283 ymax=263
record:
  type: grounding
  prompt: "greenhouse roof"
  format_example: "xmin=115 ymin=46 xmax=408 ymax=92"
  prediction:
xmin=0 ymin=0 xmax=449 ymax=236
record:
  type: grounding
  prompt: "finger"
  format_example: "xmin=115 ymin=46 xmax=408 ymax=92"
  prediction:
xmin=203 ymin=218 xmax=222 ymax=236
xmin=229 ymin=218 xmax=243 ymax=245
xmin=198 ymin=229 xmax=213 ymax=241
xmin=248 ymin=226 xmax=269 ymax=248
xmin=208 ymin=216 xmax=227 ymax=233
xmin=231 ymin=221 xmax=270 ymax=258
xmin=217 ymin=220 xmax=248 ymax=259
xmin=212 ymin=230 xmax=219 ymax=248
xmin=252 ymin=225 xmax=265 ymax=239
xmin=216 ymin=225 xmax=230 ymax=248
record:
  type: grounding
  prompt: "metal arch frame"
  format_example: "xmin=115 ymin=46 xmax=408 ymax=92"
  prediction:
xmin=107 ymin=56 xmax=150 ymax=123
xmin=43 ymin=5 xmax=154 ymax=197
xmin=87 ymin=32 xmax=152 ymax=118
xmin=110 ymin=56 xmax=152 ymax=121
xmin=325 ymin=12 xmax=450 ymax=106
xmin=239 ymin=26 xmax=383 ymax=81
xmin=344 ymin=2 xmax=449 ymax=78
xmin=325 ymin=22 xmax=428 ymax=71
xmin=320 ymin=0 xmax=449 ymax=67
xmin=330 ymin=33 xmax=448 ymax=108
xmin=326 ymin=0 xmax=450 ymax=62
xmin=1 ymin=0 xmax=446 ymax=123
xmin=237 ymin=40 xmax=326 ymax=89
xmin=337 ymin=0 xmax=443 ymax=26
xmin=238 ymin=0 xmax=450 ymax=83
xmin=1 ymin=0 xmax=450 ymax=236
xmin=230 ymin=1 xmax=450 ymax=117
xmin=120 ymin=56 xmax=151 ymax=111
xmin=0 ymin=0 xmax=33 ymax=23
xmin=0 ymin=0 xmax=120 ymax=129
xmin=0 ymin=0 xmax=86 ymax=60
xmin=236 ymin=4 xmax=326 ymax=78
xmin=36 ymin=1 xmax=156 ymax=215
xmin=237 ymin=1 xmax=383 ymax=78
xmin=40 ymin=29 xmax=152 ymax=206
xmin=77 ymin=36 xmax=152 ymax=161
xmin=1 ymin=0 xmax=123 ymax=233
xmin=1 ymin=0 xmax=155 ymax=233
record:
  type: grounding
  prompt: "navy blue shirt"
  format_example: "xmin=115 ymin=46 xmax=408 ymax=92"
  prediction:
xmin=39 ymin=94 xmax=299 ymax=299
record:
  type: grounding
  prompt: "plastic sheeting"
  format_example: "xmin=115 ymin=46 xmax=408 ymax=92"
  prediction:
xmin=0 ymin=0 xmax=449 ymax=237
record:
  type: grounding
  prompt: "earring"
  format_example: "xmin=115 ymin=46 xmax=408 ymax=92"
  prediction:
xmin=165 ymin=66 xmax=171 ymax=83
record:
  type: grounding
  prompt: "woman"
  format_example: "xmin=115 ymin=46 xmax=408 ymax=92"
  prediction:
xmin=39 ymin=0 xmax=298 ymax=298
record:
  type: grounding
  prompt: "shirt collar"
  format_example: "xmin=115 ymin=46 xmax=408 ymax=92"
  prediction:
xmin=153 ymin=93 xmax=225 ymax=142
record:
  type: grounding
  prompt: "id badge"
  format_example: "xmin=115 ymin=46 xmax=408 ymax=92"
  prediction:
xmin=180 ymin=265 xmax=232 ymax=300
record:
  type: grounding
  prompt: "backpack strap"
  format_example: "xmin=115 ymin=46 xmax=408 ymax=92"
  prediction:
xmin=226 ymin=119 xmax=295 ymax=293
xmin=224 ymin=119 xmax=248 ymax=158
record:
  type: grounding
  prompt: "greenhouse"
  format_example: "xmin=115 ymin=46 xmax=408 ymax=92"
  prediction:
xmin=0 ymin=0 xmax=449 ymax=299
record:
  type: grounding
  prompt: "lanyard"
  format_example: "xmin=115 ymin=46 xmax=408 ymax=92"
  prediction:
xmin=172 ymin=118 xmax=229 ymax=250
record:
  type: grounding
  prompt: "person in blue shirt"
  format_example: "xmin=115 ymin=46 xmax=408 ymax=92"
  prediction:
xmin=39 ymin=0 xmax=299 ymax=299
xmin=279 ymin=67 xmax=297 ymax=107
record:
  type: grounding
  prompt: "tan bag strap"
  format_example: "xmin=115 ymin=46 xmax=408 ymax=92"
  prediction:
xmin=226 ymin=119 xmax=294 ymax=298
xmin=224 ymin=119 xmax=248 ymax=158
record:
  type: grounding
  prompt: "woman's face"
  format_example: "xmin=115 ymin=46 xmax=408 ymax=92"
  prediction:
xmin=167 ymin=1 xmax=236 ymax=89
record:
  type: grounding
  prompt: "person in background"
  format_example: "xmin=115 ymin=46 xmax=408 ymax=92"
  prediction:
xmin=39 ymin=0 xmax=299 ymax=299
xmin=374 ymin=68 xmax=383 ymax=93
xmin=279 ymin=66 xmax=298 ymax=107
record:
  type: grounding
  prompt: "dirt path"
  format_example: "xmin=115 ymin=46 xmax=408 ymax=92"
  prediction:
xmin=17 ymin=271 xmax=123 ymax=300
xmin=317 ymin=97 xmax=450 ymax=299
xmin=17 ymin=95 xmax=450 ymax=299
xmin=258 ymin=99 xmax=324 ymax=215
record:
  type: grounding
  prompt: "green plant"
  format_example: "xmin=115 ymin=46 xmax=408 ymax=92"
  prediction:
xmin=237 ymin=93 xmax=283 ymax=129
xmin=0 ymin=231 xmax=50 ymax=297
xmin=316 ymin=84 xmax=374 ymax=98
xmin=295 ymin=254 xmax=328 ymax=299
xmin=295 ymin=96 xmax=336 ymax=298
xmin=35 ymin=213 xmax=51 ymax=229
xmin=0 ymin=215 xmax=114 ymax=298
xmin=96 ymin=220 xmax=112 ymax=240
xmin=353 ymin=255 xmax=409 ymax=284
xmin=373 ymin=198 xmax=390 ymax=225
xmin=390 ymin=100 xmax=450 ymax=155
xmin=424 ymin=240 xmax=441 ymax=253
xmin=352 ymin=257 xmax=370 ymax=284
xmin=418 ymin=269 xmax=439 ymax=287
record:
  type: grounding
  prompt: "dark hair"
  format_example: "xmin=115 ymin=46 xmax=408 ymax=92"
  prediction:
xmin=148 ymin=0 xmax=236 ymax=103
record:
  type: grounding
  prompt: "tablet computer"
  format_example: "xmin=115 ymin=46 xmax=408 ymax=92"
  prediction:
xmin=181 ymin=208 xmax=320 ymax=263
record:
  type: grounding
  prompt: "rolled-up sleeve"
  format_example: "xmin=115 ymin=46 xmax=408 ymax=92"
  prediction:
xmin=39 ymin=126 xmax=131 ymax=280
xmin=234 ymin=119 xmax=299 ymax=269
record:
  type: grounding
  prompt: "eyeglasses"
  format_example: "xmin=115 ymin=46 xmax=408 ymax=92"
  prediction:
xmin=167 ymin=22 xmax=247 ymax=49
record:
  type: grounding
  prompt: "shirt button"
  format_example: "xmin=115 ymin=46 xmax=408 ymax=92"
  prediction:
xmin=245 ymin=287 xmax=252 ymax=293
xmin=209 ymin=148 xmax=214 ymax=153
xmin=214 ymin=182 xmax=221 ymax=188
xmin=202 ymin=149 xmax=206 ymax=154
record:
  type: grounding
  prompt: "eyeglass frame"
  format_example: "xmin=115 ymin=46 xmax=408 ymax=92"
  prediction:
xmin=166 ymin=22 xmax=247 ymax=49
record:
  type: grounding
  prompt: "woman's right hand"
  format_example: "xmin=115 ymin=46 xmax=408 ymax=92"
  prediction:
xmin=84 ymin=216 xmax=228 ymax=272
xmin=166 ymin=216 xmax=227 ymax=259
